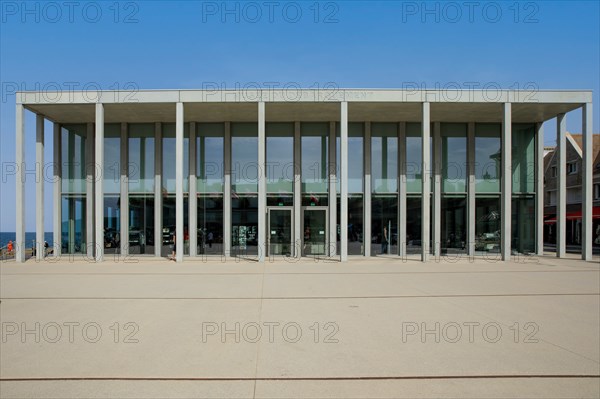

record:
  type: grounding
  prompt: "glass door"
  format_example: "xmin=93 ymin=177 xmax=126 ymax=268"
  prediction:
xmin=302 ymin=207 xmax=328 ymax=256
xmin=268 ymin=207 xmax=293 ymax=256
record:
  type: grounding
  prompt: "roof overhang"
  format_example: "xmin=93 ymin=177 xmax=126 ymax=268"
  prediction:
xmin=17 ymin=89 xmax=592 ymax=124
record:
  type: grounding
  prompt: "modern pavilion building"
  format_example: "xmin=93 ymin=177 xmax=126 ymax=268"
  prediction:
xmin=14 ymin=89 xmax=595 ymax=263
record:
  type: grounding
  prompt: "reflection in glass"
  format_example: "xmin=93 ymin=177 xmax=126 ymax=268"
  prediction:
xmin=301 ymin=122 xmax=329 ymax=193
xmin=512 ymin=195 xmax=535 ymax=254
xmin=475 ymin=196 xmax=501 ymax=254
xmin=161 ymin=196 xmax=189 ymax=256
xmin=104 ymin=196 xmax=120 ymax=255
xmin=232 ymin=195 xmax=258 ymax=257
xmin=475 ymin=124 xmax=501 ymax=193
xmin=337 ymin=195 xmax=363 ymax=255
xmin=61 ymin=195 xmax=86 ymax=254
xmin=441 ymin=196 xmax=467 ymax=254
xmin=372 ymin=123 xmax=398 ymax=193
xmin=61 ymin=125 xmax=87 ymax=193
xmin=128 ymin=195 xmax=155 ymax=255
xmin=512 ymin=124 xmax=535 ymax=193
xmin=197 ymin=123 xmax=224 ymax=193
xmin=371 ymin=196 xmax=398 ymax=255
xmin=337 ymin=123 xmax=364 ymax=193
xmin=267 ymin=123 xmax=294 ymax=193
xmin=268 ymin=208 xmax=293 ymax=256
xmin=197 ymin=195 xmax=223 ymax=255
xmin=232 ymin=123 xmax=258 ymax=194
xmin=129 ymin=124 xmax=155 ymax=193
xmin=406 ymin=195 xmax=432 ymax=255
xmin=303 ymin=208 xmax=327 ymax=256
xmin=163 ymin=123 xmax=189 ymax=193
xmin=441 ymin=124 xmax=467 ymax=193
xmin=104 ymin=124 xmax=120 ymax=194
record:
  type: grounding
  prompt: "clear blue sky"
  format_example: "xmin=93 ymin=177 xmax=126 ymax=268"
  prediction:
xmin=1 ymin=0 xmax=598 ymax=231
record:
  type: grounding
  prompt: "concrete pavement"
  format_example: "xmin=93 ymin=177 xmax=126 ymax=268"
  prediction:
xmin=1 ymin=255 xmax=599 ymax=398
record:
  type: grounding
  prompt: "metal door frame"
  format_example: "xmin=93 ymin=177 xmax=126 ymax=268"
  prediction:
xmin=267 ymin=206 xmax=294 ymax=256
xmin=301 ymin=206 xmax=329 ymax=257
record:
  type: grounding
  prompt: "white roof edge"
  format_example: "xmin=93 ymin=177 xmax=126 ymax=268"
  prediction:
xmin=16 ymin=88 xmax=592 ymax=105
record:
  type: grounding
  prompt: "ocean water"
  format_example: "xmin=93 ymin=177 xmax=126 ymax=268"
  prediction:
xmin=0 ymin=232 xmax=54 ymax=249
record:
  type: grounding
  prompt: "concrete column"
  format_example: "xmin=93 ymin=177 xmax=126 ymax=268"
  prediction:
xmin=175 ymin=103 xmax=184 ymax=263
xmin=328 ymin=121 xmax=337 ymax=258
xmin=224 ymin=122 xmax=232 ymax=258
xmin=556 ymin=113 xmax=566 ymax=258
xmin=501 ymin=103 xmax=512 ymax=261
xmin=398 ymin=122 xmax=407 ymax=257
xmin=294 ymin=121 xmax=301 ymax=258
xmin=94 ymin=104 xmax=104 ymax=262
xmin=364 ymin=122 xmax=371 ymax=257
xmin=154 ymin=122 xmax=163 ymax=257
xmin=467 ymin=122 xmax=476 ymax=256
xmin=258 ymin=102 xmax=266 ymax=262
xmin=581 ymin=103 xmax=593 ymax=261
xmin=35 ymin=114 xmax=44 ymax=260
xmin=189 ymin=122 xmax=197 ymax=257
xmin=432 ymin=122 xmax=441 ymax=257
xmin=53 ymin=123 xmax=62 ymax=258
xmin=120 ymin=123 xmax=129 ymax=257
xmin=340 ymin=102 xmax=349 ymax=261
xmin=87 ymin=122 xmax=96 ymax=260
xmin=15 ymin=103 xmax=25 ymax=262
xmin=421 ymin=102 xmax=431 ymax=262
xmin=535 ymin=122 xmax=544 ymax=256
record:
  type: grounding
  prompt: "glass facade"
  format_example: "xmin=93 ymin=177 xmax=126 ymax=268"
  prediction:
xmin=52 ymin=113 xmax=541 ymax=261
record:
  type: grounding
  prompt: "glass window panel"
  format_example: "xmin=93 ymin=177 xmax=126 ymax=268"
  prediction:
xmin=301 ymin=122 xmax=329 ymax=193
xmin=61 ymin=124 xmax=87 ymax=194
xmin=232 ymin=195 xmax=258 ymax=257
xmin=336 ymin=195 xmax=363 ymax=255
xmin=103 ymin=195 xmax=121 ymax=254
xmin=197 ymin=123 xmax=224 ymax=193
xmin=371 ymin=195 xmax=398 ymax=255
xmin=475 ymin=124 xmax=501 ymax=193
xmin=232 ymin=123 xmax=258 ymax=193
xmin=475 ymin=196 xmax=501 ymax=254
xmin=441 ymin=195 xmax=467 ymax=254
xmin=128 ymin=124 xmax=155 ymax=193
xmin=405 ymin=123 xmax=431 ymax=193
xmin=163 ymin=123 xmax=189 ymax=193
xmin=441 ymin=123 xmax=467 ymax=193
xmin=162 ymin=196 xmax=189 ymax=256
xmin=104 ymin=124 xmax=121 ymax=194
xmin=512 ymin=195 xmax=535 ymax=254
xmin=336 ymin=123 xmax=364 ymax=193
xmin=267 ymin=123 xmax=294 ymax=193
xmin=128 ymin=195 xmax=155 ymax=255
xmin=372 ymin=123 xmax=398 ymax=194
xmin=512 ymin=124 xmax=536 ymax=193
xmin=61 ymin=195 xmax=86 ymax=254
xmin=197 ymin=194 xmax=223 ymax=255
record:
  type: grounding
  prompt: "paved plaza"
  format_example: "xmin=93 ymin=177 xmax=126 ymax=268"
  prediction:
xmin=1 ymin=255 xmax=599 ymax=398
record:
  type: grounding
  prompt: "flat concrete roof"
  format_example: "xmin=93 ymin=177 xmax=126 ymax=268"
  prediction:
xmin=17 ymin=89 xmax=592 ymax=124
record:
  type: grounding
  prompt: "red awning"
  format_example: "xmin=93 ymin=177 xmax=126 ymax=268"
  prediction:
xmin=544 ymin=207 xmax=600 ymax=224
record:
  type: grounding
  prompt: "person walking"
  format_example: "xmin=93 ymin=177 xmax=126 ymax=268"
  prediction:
xmin=170 ymin=233 xmax=176 ymax=260
xmin=7 ymin=240 xmax=13 ymax=253
xmin=381 ymin=226 xmax=389 ymax=255
xmin=207 ymin=231 xmax=213 ymax=248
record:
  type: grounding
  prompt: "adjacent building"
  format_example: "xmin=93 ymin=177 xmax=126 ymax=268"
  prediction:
xmin=14 ymin=89 xmax=595 ymax=262
xmin=544 ymin=133 xmax=600 ymax=247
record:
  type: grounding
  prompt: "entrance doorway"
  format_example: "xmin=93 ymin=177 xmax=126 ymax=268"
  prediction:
xmin=267 ymin=207 xmax=293 ymax=256
xmin=302 ymin=207 xmax=328 ymax=257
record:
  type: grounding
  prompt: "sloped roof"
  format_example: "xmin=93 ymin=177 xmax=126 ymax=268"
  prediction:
xmin=570 ymin=133 xmax=600 ymax=169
